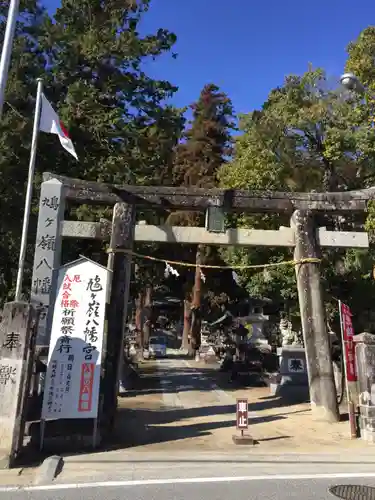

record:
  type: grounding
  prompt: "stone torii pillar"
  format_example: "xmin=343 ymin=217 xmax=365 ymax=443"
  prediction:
xmin=103 ymin=202 xmax=135 ymax=430
xmin=291 ymin=210 xmax=339 ymax=422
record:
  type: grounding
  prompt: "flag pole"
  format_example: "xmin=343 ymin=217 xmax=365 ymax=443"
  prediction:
xmin=0 ymin=0 xmax=21 ymax=119
xmin=15 ymin=78 xmax=43 ymax=302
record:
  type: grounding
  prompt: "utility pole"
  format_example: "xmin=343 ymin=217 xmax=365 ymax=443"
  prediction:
xmin=0 ymin=0 xmax=20 ymax=119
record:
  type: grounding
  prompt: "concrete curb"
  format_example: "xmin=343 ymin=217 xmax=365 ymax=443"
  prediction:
xmin=34 ymin=455 xmax=64 ymax=485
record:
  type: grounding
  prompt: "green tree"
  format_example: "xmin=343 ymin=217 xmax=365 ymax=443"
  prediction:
xmin=345 ymin=27 xmax=375 ymax=93
xmin=345 ymin=27 xmax=375 ymax=235
xmin=343 ymin=26 xmax=375 ymax=332
xmin=40 ymin=0 xmax=184 ymax=185
xmin=0 ymin=0 xmax=47 ymax=302
xmin=169 ymin=83 xmax=237 ymax=353
xmin=219 ymin=67 xmax=375 ymax=333
xmin=0 ymin=0 xmax=184 ymax=305
xmin=45 ymin=0 xmax=185 ymax=349
xmin=173 ymin=83 xmax=235 ymax=188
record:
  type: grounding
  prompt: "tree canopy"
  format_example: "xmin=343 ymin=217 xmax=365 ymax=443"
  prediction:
xmin=0 ymin=0 xmax=184 ymax=299
xmin=1 ymin=4 xmax=375 ymax=337
xmin=219 ymin=64 xmax=375 ymax=332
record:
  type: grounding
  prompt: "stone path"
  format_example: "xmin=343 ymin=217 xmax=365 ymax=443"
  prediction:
xmin=114 ymin=352 xmax=372 ymax=453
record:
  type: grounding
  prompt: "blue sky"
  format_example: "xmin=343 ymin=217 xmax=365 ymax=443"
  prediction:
xmin=43 ymin=0 xmax=375 ymax=116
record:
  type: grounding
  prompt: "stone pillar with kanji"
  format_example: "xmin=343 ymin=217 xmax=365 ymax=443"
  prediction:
xmin=31 ymin=178 xmax=65 ymax=347
xmin=0 ymin=302 xmax=37 ymax=467
xmin=354 ymin=333 xmax=375 ymax=443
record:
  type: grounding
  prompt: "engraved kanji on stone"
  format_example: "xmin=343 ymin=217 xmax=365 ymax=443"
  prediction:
xmin=37 ymin=235 xmax=56 ymax=251
xmin=0 ymin=365 xmax=16 ymax=385
xmin=42 ymin=196 xmax=59 ymax=210
xmin=2 ymin=332 xmax=20 ymax=350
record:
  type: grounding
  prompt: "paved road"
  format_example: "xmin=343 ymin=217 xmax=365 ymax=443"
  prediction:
xmin=2 ymin=476 xmax=375 ymax=500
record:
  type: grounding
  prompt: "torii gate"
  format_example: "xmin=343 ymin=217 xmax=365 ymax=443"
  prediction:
xmin=31 ymin=172 xmax=374 ymax=425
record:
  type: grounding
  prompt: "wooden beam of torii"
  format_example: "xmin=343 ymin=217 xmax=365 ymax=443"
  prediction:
xmin=43 ymin=172 xmax=375 ymax=213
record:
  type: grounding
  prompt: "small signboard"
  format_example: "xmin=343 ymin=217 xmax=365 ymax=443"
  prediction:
xmin=41 ymin=257 xmax=109 ymax=421
xmin=236 ymin=398 xmax=248 ymax=430
xmin=205 ymin=206 xmax=225 ymax=233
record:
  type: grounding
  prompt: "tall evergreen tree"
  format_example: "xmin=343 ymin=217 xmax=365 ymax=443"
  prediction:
xmin=0 ymin=0 xmax=184 ymax=303
xmin=173 ymin=83 xmax=235 ymax=189
xmin=170 ymin=84 xmax=236 ymax=353
xmin=41 ymin=0 xmax=184 ymax=185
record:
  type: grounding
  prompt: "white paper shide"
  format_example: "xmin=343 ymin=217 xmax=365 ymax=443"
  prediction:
xmin=41 ymin=258 xmax=109 ymax=420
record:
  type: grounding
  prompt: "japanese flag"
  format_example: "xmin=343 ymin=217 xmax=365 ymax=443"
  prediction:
xmin=39 ymin=93 xmax=78 ymax=160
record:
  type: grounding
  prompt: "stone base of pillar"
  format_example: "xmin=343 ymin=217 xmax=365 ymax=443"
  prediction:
xmin=269 ymin=346 xmax=309 ymax=402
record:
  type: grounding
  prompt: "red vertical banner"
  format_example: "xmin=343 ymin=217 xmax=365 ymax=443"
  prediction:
xmin=78 ymin=363 xmax=94 ymax=412
xmin=339 ymin=302 xmax=357 ymax=382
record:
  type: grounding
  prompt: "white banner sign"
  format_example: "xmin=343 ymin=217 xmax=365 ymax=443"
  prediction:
xmin=41 ymin=257 xmax=109 ymax=420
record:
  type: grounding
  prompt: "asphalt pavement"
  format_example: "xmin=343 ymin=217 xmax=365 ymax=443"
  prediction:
xmin=2 ymin=476 xmax=375 ymax=500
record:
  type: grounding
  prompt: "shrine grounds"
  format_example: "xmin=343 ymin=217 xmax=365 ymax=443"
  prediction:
xmin=2 ymin=350 xmax=375 ymax=488
xmin=112 ymin=353 xmax=367 ymax=453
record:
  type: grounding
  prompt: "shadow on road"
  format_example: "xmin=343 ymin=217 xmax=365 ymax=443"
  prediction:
xmin=112 ymin=406 xmax=285 ymax=448
xmin=124 ymin=363 xmax=308 ymax=409
xmin=110 ymin=365 xmax=310 ymax=450
xmin=50 ymin=358 xmax=361 ymax=466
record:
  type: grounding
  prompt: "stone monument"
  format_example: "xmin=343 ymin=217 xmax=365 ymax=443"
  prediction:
xmin=270 ymin=345 xmax=309 ymax=400
xmin=354 ymin=333 xmax=375 ymax=442
xmin=0 ymin=302 xmax=37 ymax=467
xmin=270 ymin=317 xmax=308 ymax=400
